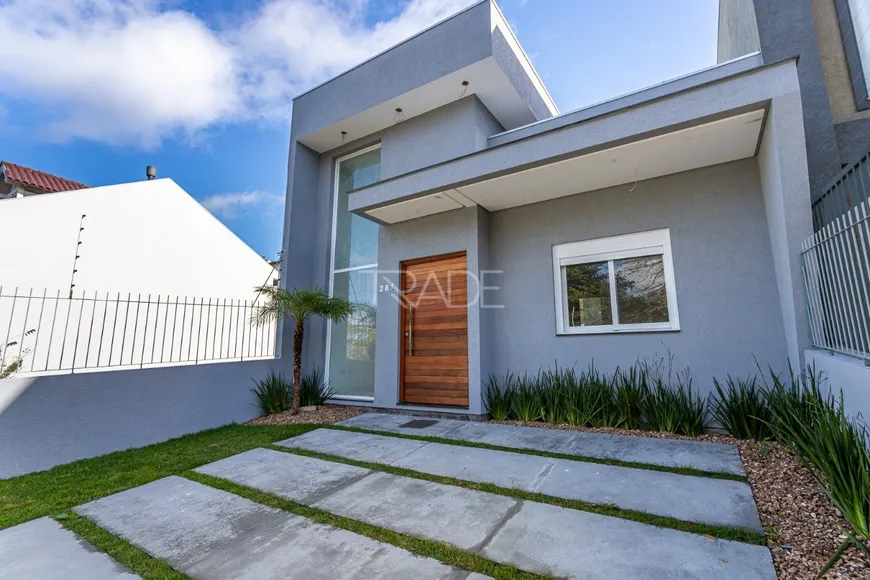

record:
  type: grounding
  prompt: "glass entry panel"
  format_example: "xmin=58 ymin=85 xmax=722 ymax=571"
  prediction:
xmin=327 ymin=146 xmax=380 ymax=398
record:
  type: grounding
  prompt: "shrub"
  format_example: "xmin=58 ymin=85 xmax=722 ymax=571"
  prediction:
xmin=644 ymin=369 xmax=707 ymax=437
xmin=709 ymin=375 xmax=773 ymax=440
xmin=611 ymin=365 xmax=649 ymax=430
xmin=252 ymin=372 xmax=291 ymax=415
xmin=564 ymin=365 xmax=612 ymax=428
xmin=483 ymin=372 xmax=516 ymax=420
xmin=512 ymin=373 xmax=543 ymax=422
xmin=300 ymin=368 xmax=335 ymax=406
xmin=762 ymin=364 xmax=831 ymax=450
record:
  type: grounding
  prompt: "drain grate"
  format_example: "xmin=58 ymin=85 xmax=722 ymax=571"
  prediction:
xmin=399 ymin=419 xmax=439 ymax=429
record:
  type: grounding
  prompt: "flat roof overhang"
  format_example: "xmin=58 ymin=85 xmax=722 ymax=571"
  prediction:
xmin=292 ymin=0 xmax=558 ymax=153
xmin=348 ymin=58 xmax=801 ymax=224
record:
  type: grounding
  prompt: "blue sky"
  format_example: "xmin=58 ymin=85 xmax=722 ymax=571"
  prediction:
xmin=0 ymin=0 xmax=719 ymax=259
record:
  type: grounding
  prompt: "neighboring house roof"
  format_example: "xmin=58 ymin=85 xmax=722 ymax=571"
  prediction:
xmin=1 ymin=161 xmax=89 ymax=193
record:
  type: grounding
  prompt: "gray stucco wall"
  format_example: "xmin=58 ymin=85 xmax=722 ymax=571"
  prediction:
xmin=486 ymin=159 xmax=789 ymax=396
xmin=373 ymin=206 xmax=486 ymax=414
xmin=288 ymin=97 xmax=507 ymax=379
xmin=289 ymin=0 xmax=492 ymax=140
xmin=381 ymin=96 xmax=504 ymax=180
xmin=0 ymin=360 xmax=276 ymax=479
xmin=491 ymin=26 xmax=553 ymax=122
xmin=757 ymin=91 xmax=814 ymax=366
xmin=748 ymin=0 xmax=845 ymax=195
xmin=717 ymin=0 xmax=761 ymax=62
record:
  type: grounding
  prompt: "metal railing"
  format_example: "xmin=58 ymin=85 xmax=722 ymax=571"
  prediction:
xmin=0 ymin=288 xmax=277 ymax=376
xmin=801 ymin=199 xmax=870 ymax=363
xmin=813 ymin=151 xmax=870 ymax=231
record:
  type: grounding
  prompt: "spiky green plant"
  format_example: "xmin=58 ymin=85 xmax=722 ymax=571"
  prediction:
xmin=483 ymin=372 xmax=516 ymax=420
xmin=299 ymin=368 xmax=335 ymax=407
xmin=251 ymin=372 xmax=291 ymax=415
xmin=709 ymin=375 xmax=773 ymax=440
xmin=511 ymin=373 xmax=543 ymax=422
xmin=643 ymin=370 xmax=706 ymax=436
xmin=611 ymin=365 xmax=649 ymax=430
xmin=255 ymin=286 xmax=354 ymax=415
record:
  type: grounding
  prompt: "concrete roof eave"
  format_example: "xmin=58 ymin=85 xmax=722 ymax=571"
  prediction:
xmin=347 ymin=57 xmax=802 ymax=219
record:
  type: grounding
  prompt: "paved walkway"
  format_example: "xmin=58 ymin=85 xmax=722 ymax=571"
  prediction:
xmin=0 ymin=517 xmax=139 ymax=580
xmin=74 ymin=476 xmax=485 ymax=580
xmin=337 ymin=413 xmax=745 ymax=475
xmin=279 ymin=428 xmax=762 ymax=531
xmin=203 ymin=445 xmax=773 ymax=579
xmin=0 ymin=415 xmax=774 ymax=579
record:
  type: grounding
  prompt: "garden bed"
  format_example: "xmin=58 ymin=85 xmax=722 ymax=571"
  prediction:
xmin=493 ymin=418 xmax=870 ymax=579
xmin=246 ymin=405 xmax=365 ymax=426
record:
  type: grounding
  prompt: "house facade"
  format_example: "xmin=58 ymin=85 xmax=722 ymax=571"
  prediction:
xmin=719 ymin=0 xmax=870 ymax=195
xmin=281 ymin=0 xmax=813 ymax=416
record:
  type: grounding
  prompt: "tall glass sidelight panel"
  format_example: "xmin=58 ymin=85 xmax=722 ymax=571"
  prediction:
xmin=327 ymin=147 xmax=380 ymax=398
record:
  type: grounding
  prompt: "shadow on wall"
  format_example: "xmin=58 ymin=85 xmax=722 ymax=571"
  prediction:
xmin=0 ymin=360 xmax=279 ymax=479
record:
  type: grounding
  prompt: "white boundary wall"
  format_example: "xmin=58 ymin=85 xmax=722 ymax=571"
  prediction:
xmin=806 ymin=348 xmax=870 ymax=421
xmin=0 ymin=359 xmax=277 ymax=479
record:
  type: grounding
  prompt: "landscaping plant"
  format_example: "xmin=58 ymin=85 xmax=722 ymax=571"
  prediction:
xmin=483 ymin=371 xmax=516 ymax=421
xmin=643 ymin=369 xmax=707 ymax=437
xmin=762 ymin=365 xmax=870 ymax=576
xmin=709 ymin=375 xmax=773 ymax=440
xmin=511 ymin=373 xmax=543 ymax=422
xmin=300 ymin=368 xmax=335 ymax=407
xmin=251 ymin=372 xmax=291 ymax=415
xmin=255 ymin=286 xmax=354 ymax=415
xmin=611 ymin=365 xmax=649 ymax=430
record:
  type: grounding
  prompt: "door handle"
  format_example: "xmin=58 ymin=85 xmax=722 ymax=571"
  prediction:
xmin=407 ymin=307 xmax=414 ymax=356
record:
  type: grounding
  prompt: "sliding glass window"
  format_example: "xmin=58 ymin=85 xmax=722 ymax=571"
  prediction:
xmin=326 ymin=145 xmax=380 ymax=399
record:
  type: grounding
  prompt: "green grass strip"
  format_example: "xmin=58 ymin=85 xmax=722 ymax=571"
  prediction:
xmin=55 ymin=512 xmax=188 ymax=580
xmin=0 ymin=423 xmax=318 ymax=530
xmin=270 ymin=444 xmax=766 ymax=546
xmin=185 ymin=471 xmax=545 ymax=580
xmin=323 ymin=423 xmax=748 ymax=482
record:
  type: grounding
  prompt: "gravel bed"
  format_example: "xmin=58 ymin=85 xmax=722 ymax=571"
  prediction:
xmin=492 ymin=419 xmax=870 ymax=579
xmin=247 ymin=405 xmax=365 ymax=426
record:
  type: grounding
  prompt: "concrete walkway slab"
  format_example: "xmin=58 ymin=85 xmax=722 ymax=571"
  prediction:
xmin=197 ymin=448 xmax=518 ymax=550
xmin=195 ymin=448 xmax=371 ymax=504
xmin=337 ymin=413 xmax=745 ymax=476
xmin=0 ymin=517 xmax=139 ymax=580
xmin=74 ymin=476 xmax=477 ymax=580
xmin=278 ymin=429 xmax=762 ymax=531
xmin=482 ymin=501 xmax=775 ymax=579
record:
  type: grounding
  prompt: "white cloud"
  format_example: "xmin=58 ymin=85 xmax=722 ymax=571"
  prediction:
xmin=0 ymin=0 xmax=476 ymax=147
xmin=200 ymin=190 xmax=284 ymax=219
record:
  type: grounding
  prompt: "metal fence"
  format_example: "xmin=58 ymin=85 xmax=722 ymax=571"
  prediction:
xmin=0 ymin=289 xmax=277 ymax=376
xmin=813 ymin=151 xmax=870 ymax=231
xmin=801 ymin=199 xmax=870 ymax=363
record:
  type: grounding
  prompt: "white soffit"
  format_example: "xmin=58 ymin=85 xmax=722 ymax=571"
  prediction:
xmin=299 ymin=58 xmax=539 ymax=153
xmin=456 ymin=109 xmax=766 ymax=212
xmin=368 ymin=191 xmax=466 ymax=223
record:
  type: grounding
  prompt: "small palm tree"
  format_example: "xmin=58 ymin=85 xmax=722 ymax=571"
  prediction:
xmin=255 ymin=286 xmax=355 ymax=415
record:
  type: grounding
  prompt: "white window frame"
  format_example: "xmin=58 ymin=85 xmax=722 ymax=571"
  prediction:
xmin=325 ymin=143 xmax=381 ymax=402
xmin=552 ymin=228 xmax=680 ymax=335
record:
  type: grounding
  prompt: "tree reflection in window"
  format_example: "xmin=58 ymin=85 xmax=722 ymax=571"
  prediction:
xmin=565 ymin=261 xmax=612 ymax=326
xmin=614 ymin=255 xmax=668 ymax=324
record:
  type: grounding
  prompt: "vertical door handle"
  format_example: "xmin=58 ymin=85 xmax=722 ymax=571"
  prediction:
xmin=407 ymin=307 xmax=414 ymax=356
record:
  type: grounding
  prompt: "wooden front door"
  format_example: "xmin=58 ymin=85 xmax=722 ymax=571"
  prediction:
xmin=400 ymin=252 xmax=469 ymax=407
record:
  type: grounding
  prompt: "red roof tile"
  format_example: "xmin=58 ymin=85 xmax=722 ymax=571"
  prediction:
xmin=1 ymin=161 xmax=89 ymax=193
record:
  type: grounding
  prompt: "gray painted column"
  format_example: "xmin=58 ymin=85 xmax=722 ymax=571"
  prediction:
xmin=758 ymin=91 xmax=814 ymax=366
